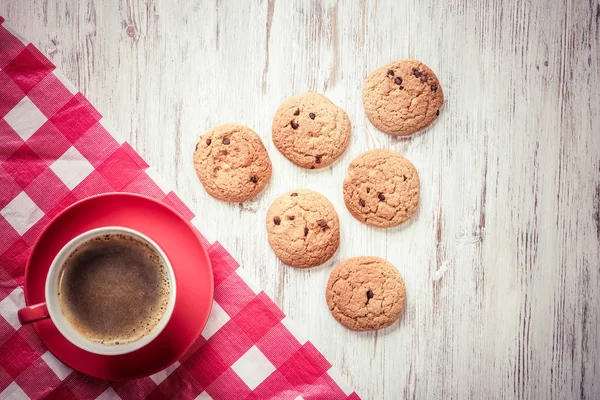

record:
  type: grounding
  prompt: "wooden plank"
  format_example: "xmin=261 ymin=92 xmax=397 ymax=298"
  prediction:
xmin=2 ymin=0 xmax=599 ymax=398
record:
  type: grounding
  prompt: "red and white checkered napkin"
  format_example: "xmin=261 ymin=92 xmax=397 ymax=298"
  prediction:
xmin=0 ymin=17 xmax=359 ymax=400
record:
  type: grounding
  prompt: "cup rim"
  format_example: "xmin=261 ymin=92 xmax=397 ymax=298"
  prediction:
xmin=45 ymin=226 xmax=177 ymax=356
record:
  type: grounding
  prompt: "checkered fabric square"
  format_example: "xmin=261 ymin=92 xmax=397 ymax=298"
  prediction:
xmin=0 ymin=17 xmax=359 ymax=400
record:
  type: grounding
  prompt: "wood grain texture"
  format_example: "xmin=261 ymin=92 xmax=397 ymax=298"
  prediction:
xmin=2 ymin=0 xmax=599 ymax=398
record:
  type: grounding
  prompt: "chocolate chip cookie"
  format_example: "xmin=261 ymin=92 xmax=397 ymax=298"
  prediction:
xmin=193 ymin=124 xmax=272 ymax=202
xmin=326 ymin=257 xmax=406 ymax=331
xmin=363 ymin=59 xmax=443 ymax=136
xmin=272 ymin=93 xmax=351 ymax=169
xmin=266 ymin=189 xmax=340 ymax=268
xmin=343 ymin=149 xmax=419 ymax=227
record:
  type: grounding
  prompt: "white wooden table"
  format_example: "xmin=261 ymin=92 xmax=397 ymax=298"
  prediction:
xmin=3 ymin=0 xmax=599 ymax=398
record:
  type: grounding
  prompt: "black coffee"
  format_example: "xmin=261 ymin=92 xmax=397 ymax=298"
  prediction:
xmin=58 ymin=233 xmax=170 ymax=346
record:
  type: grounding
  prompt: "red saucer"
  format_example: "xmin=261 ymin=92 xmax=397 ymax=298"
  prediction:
xmin=23 ymin=193 xmax=213 ymax=380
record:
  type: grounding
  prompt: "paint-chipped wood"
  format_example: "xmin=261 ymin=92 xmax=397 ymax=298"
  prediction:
xmin=3 ymin=0 xmax=599 ymax=398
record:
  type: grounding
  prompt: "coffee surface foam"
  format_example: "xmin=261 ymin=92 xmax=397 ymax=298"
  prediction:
xmin=58 ymin=233 xmax=170 ymax=345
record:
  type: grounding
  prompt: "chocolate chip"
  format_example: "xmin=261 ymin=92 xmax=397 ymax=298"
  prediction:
xmin=304 ymin=227 xmax=309 ymax=236
xmin=420 ymin=75 xmax=428 ymax=83
xmin=394 ymin=77 xmax=402 ymax=85
xmin=366 ymin=187 xmax=370 ymax=193
xmin=309 ymin=112 xmax=316 ymax=119
xmin=291 ymin=192 xmax=298 ymax=197
xmin=359 ymin=199 xmax=366 ymax=207
xmin=413 ymin=69 xmax=422 ymax=78
xmin=310 ymin=165 xmax=315 ymax=169
xmin=365 ymin=289 xmax=374 ymax=305
xmin=399 ymin=86 xmax=404 ymax=90
xmin=223 ymin=138 xmax=230 ymax=145
xmin=195 ymin=143 xmax=199 ymax=151
xmin=387 ymin=70 xmax=394 ymax=76
xmin=273 ymin=216 xmax=281 ymax=225
xmin=378 ymin=193 xmax=385 ymax=201
xmin=288 ymin=215 xmax=295 ymax=220
xmin=402 ymin=175 xmax=407 ymax=182
xmin=291 ymin=121 xmax=299 ymax=129
xmin=317 ymin=219 xmax=328 ymax=229
xmin=250 ymin=176 xmax=258 ymax=183
xmin=315 ymin=155 xmax=322 ymax=164
xmin=431 ymin=84 xmax=438 ymax=92
xmin=294 ymin=109 xmax=300 ymax=116
xmin=206 ymin=139 xmax=212 ymax=145
xmin=436 ymin=110 xmax=440 ymax=116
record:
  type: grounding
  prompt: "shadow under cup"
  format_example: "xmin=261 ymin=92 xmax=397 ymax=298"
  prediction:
xmin=45 ymin=227 xmax=177 ymax=356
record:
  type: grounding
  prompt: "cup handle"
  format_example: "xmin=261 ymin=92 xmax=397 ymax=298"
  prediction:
xmin=18 ymin=302 xmax=49 ymax=325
